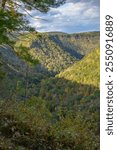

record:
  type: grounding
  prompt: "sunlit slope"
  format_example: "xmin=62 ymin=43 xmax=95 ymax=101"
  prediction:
xmin=57 ymin=48 xmax=100 ymax=88
xmin=39 ymin=48 xmax=100 ymax=103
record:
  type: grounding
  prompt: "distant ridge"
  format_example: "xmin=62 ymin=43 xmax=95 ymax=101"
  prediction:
xmin=15 ymin=31 xmax=100 ymax=73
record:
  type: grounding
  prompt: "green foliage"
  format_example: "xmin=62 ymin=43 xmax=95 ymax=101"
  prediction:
xmin=58 ymin=48 xmax=100 ymax=88
xmin=0 ymin=33 xmax=100 ymax=150
xmin=15 ymin=32 xmax=99 ymax=73
xmin=0 ymin=71 xmax=5 ymax=80
xmin=15 ymin=45 xmax=39 ymax=66
xmin=0 ymin=94 xmax=99 ymax=150
xmin=0 ymin=44 xmax=52 ymax=100
xmin=20 ymin=0 xmax=66 ymax=13
xmin=0 ymin=8 xmax=23 ymax=44
xmin=0 ymin=32 xmax=99 ymax=100
xmin=0 ymin=56 xmax=5 ymax=80
xmin=0 ymin=0 xmax=65 ymax=44
xmin=38 ymin=48 xmax=100 ymax=149
xmin=0 ymin=63 xmax=50 ymax=100
xmin=0 ymin=98 xmax=52 ymax=149
xmin=40 ymin=78 xmax=99 ymax=105
xmin=49 ymin=31 xmax=100 ymax=56
xmin=15 ymin=32 xmax=76 ymax=73
xmin=39 ymin=48 xmax=100 ymax=103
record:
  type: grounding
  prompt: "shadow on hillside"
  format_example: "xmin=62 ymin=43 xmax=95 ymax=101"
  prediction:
xmin=0 ymin=45 xmax=57 ymax=100
xmin=0 ymin=77 xmax=100 ymax=150
xmin=40 ymin=77 xmax=100 ymax=112
xmin=0 ymin=46 xmax=55 ymax=75
xmin=0 ymin=59 xmax=54 ymax=101
xmin=49 ymin=35 xmax=84 ymax=59
xmin=0 ymin=59 xmax=100 ymax=112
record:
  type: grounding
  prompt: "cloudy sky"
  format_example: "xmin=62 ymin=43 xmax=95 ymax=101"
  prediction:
xmin=26 ymin=0 xmax=100 ymax=33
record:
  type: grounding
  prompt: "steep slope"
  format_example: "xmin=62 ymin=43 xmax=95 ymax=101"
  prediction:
xmin=58 ymin=48 xmax=100 ymax=88
xmin=39 ymin=48 xmax=100 ymax=149
xmin=0 ymin=46 xmax=100 ymax=150
xmin=39 ymin=48 xmax=100 ymax=103
xmin=0 ymin=31 xmax=99 ymax=100
xmin=48 ymin=31 xmax=100 ymax=56
xmin=0 ymin=46 xmax=51 ymax=100
xmin=15 ymin=33 xmax=76 ymax=74
xmin=0 ymin=49 xmax=100 ymax=150
xmin=15 ymin=31 xmax=99 ymax=73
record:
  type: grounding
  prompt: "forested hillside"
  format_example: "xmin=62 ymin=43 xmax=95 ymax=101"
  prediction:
xmin=0 ymin=32 xmax=99 ymax=100
xmin=0 ymin=46 xmax=51 ymax=100
xmin=15 ymin=32 xmax=99 ymax=73
xmin=0 ymin=46 xmax=100 ymax=150
xmin=49 ymin=32 xmax=99 ymax=56
xmin=40 ymin=48 xmax=100 ymax=106
xmin=0 ymin=0 xmax=100 ymax=149
xmin=58 ymin=48 xmax=100 ymax=87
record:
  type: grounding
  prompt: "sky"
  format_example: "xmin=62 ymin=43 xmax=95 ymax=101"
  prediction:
xmin=26 ymin=0 xmax=100 ymax=33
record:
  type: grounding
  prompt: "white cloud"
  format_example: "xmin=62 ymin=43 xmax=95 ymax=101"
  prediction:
xmin=26 ymin=0 xmax=100 ymax=33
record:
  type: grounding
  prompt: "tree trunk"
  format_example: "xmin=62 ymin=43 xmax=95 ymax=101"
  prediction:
xmin=25 ymin=65 xmax=29 ymax=100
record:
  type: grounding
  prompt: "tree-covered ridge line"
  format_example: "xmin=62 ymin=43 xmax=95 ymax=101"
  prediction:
xmin=14 ymin=31 xmax=99 ymax=73
xmin=48 ymin=31 xmax=100 ymax=56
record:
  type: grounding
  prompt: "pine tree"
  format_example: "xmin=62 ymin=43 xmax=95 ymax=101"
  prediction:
xmin=0 ymin=0 xmax=65 ymax=44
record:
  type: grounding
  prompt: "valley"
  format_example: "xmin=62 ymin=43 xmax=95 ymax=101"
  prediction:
xmin=0 ymin=31 xmax=100 ymax=150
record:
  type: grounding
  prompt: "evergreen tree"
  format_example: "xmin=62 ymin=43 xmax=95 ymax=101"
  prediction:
xmin=0 ymin=0 xmax=65 ymax=44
